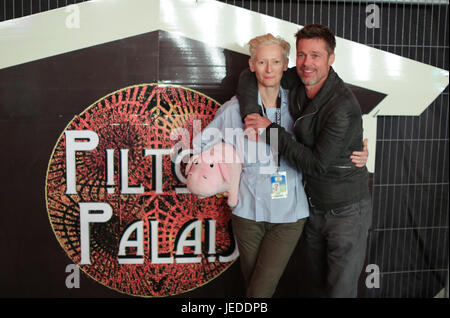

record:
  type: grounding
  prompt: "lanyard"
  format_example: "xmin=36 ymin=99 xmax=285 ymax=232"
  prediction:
xmin=260 ymin=94 xmax=282 ymax=168
xmin=261 ymin=95 xmax=282 ymax=126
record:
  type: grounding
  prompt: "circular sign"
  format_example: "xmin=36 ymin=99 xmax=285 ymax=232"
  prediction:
xmin=45 ymin=84 xmax=237 ymax=297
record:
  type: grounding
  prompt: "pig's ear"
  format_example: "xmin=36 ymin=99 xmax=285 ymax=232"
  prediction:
xmin=185 ymin=154 xmax=199 ymax=176
xmin=218 ymin=162 xmax=231 ymax=184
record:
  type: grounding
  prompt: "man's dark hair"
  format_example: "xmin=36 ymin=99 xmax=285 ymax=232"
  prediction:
xmin=295 ymin=24 xmax=336 ymax=55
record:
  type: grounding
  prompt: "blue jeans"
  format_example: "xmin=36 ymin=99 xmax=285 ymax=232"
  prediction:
xmin=304 ymin=198 xmax=373 ymax=297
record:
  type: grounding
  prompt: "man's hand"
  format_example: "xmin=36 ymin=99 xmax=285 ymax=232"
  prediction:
xmin=244 ymin=113 xmax=272 ymax=141
xmin=350 ymin=138 xmax=369 ymax=167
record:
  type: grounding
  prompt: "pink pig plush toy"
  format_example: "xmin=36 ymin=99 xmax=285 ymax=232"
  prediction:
xmin=185 ymin=142 xmax=242 ymax=207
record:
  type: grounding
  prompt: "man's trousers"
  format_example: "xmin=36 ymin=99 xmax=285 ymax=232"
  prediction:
xmin=304 ymin=197 xmax=373 ymax=298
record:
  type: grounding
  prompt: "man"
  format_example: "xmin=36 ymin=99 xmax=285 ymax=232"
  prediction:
xmin=236 ymin=24 xmax=372 ymax=297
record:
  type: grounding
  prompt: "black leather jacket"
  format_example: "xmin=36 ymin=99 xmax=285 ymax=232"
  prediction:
xmin=236 ymin=66 xmax=370 ymax=210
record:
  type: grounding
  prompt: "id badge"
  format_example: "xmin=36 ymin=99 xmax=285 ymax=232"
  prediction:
xmin=271 ymin=171 xmax=288 ymax=199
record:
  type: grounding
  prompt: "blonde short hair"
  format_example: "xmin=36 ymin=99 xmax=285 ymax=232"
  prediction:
xmin=248 ymin=33 xmax=291 ymax=60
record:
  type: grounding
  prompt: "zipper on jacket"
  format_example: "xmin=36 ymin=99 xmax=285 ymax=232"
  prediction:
xmin=294 ymin=99 xmax=318 ymax=127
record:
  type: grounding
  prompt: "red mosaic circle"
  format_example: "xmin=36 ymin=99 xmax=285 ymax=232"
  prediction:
xmin=45 ymin=84 xmax=236 ymax=297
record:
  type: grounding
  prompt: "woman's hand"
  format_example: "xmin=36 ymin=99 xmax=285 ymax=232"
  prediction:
xmin=350 ymin=138 xmax=369 ymax=167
